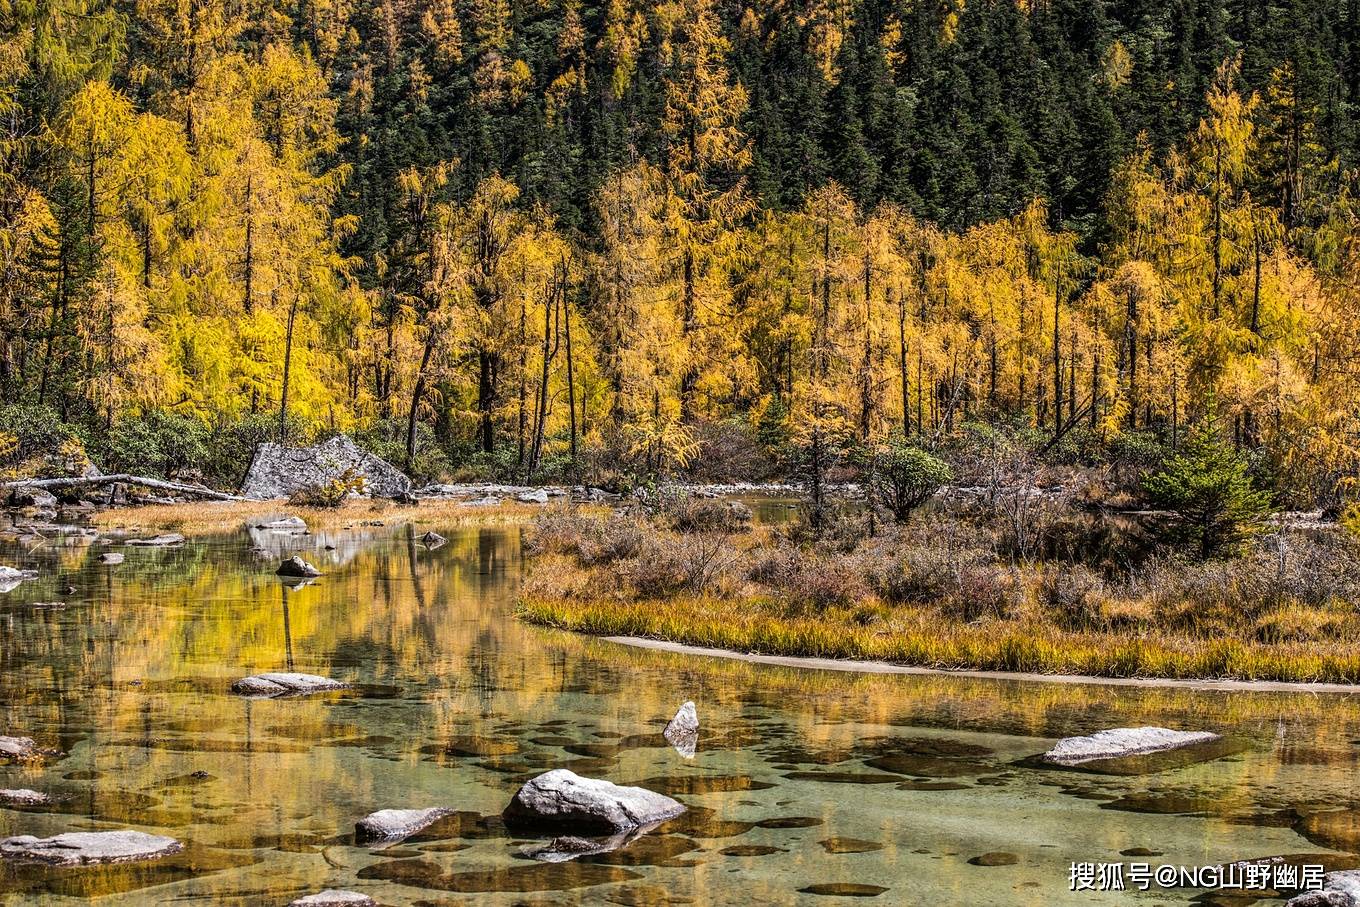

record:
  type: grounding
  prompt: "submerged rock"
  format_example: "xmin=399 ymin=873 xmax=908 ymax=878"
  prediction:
xmin=0 ymin=830 xmax=182 ymax=866
xmin=1039 ymin=727 xmax=1220 ymax=765
xmin=276 ymin=556 xmax=322 ymax=578
xmin=520 ymin=826 xmax=655 ymax=863
xmin=240 ymin=435 xmax=412 ymax=500
xmin=663 ymin=701 xmax=699 ymax=758
xmin=503 ymin=769 xmax=686 ymax=834
xmin=0 ymin=736 xmax=59 ymax=762
xmin=289 ymin=891 xmax=377 ymax=907
xmin=125 ymin=533 xmax=186 ymax=547
xmin=1287 ymin=870 xmax=1360 ymax=906
xmin=0 ymin=789 xmax=51 ymax=806
xmin=355 ymin=807 xmax=454 ymax=844
xmin=420 ymin=531 xmax=447 ymax=549
xmin=231 ymin=672 xmax=348 ymax=697
xmin=98 ymin=552 xmax=124 ymax=565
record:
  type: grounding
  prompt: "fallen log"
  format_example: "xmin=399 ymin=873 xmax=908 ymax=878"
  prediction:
xmin=1 ymin=474 xmax=247 ymax=502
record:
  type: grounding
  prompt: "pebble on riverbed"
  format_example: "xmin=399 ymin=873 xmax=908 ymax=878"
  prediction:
xmin=1039 ymin=727 xmax=1221 ymax=765
xmin=663 ymin=701 xmax=699 ymax=758
xmin=289 ymin=891 xmax=377 ymax=906
xmin=355 ymin=807 xmax=454 ymax=845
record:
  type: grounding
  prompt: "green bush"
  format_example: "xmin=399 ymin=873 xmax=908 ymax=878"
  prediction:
xmin=867 ymin=436 xmax=954 ymax=523
xmin=106 ymin=410 xmax=210 ymax=479
xmin=1141 ymin=423 xmax=1272 ymax=559
xmin=0 ymin=404 xmax=86 ymax=470
xmin=355 ymin=418 xmax=451 ymax=482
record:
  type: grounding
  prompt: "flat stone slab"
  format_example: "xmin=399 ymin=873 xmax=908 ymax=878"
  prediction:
xmin=355 ymin=807 xmax=454 ymax=844
xmin=98 ymin=552 xmax=124 ymax=565
xmin=125 ymin=533 xmax=186 ymax=546
xmin=256 ymin=516 xmax=307 ymax=532
xmin=0 ymin=789 xmax=51 ymax=806
xmin=0 ymin=736 xmax=59 ymax=762
xmin=276 ymin=556 xmax=322 ymax=578
xmin=503 ymin=769 xmax=686 ymax=834
xmin=231 ymin=673 xmax=348 ymax=697
xmin=290 ymin=890 xmax=377 ymax=906
xmin=0 ymin=830 xmax=183 ymax=865
xmin=1040 ymin=727 xmax=1220 ymax=765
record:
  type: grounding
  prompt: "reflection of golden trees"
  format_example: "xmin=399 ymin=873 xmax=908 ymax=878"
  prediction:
xmin=2 ymin=523 xmax=1360 ymax=901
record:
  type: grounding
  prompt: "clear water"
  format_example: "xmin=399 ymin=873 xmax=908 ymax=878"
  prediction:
xmin=2 ymin=517 xmax=1359 ymax=905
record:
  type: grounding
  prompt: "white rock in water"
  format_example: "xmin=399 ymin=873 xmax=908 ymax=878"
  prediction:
xmin=125 ymin=533 xmax=186 ymax=547
xmin=355 ymin=807 xmax=453 ymax=843
xmin=98 ymin=552 xmax=124 ymax=565
xmin=0 ymin=830 xmax=182 ymax=866
xmin=0 ymin=736 xmax=58 ymax=761
xmin=231 ymin=673 xmax=348 ymax=697
xmin=1040 ymin=727 xmax=1221 ymax=765
xmin=0 ymin=565 xmax=37 ymax=593
xmin=420 ymin=531 xmax=447 ymax=549
xmin=0 ymin=789 xmax=50 ymax=805
xmin=663 ymin=701 xmax=699 ymax=758
xmin=289 ymin=890 xmax=377 ymax=906
xmin=276 ymin=556 xmax=322 ymax=578
xmin=503 ymin=769 xmax=686 ymax=833
xmin=256 ymin=516 xmax=307 ymax=532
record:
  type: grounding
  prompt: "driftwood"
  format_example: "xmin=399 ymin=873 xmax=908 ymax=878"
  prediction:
xmin=2 ymin=474 xmax=246 ymax=502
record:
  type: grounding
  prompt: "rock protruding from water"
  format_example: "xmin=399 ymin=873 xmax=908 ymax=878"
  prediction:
xmin=420 ymin=531 xmax=447 ymax=549
xmin=1039 ymin=727 xmax=1220 ymax=765
xmin=1286 ymin=870 xmax=1360 ymax=906
xmin=256 ymin=516 xmax=307 ymax=532
xmin=0 ymin=736 xmax=59 ymax=762
xmin=231 ymin=672 xmax=348 ymax=697
xmin=98 ymin=552 xmax=124 ymax=565
xmin=289 ymin=891 xmax=377 ymax=907
xmin=0 ymin=830 xmax=183 ymax=866
xmin=0 ymin=566 xmax=37 ymax=594
xmin=125 ymin=533 xmax=186 ymax=547
xmin=240 ymin=435 xmax=412 ymax=500
xmin=276 ymin=556 xmax=322 ymax=578
xmin=355 ymin=807 xmax=454 ymax=844
xmin=503 ymin=769 xmax=686 ymax=834
xmin=664 ymin=701 xmax=699 ymax=758
xmin=0 ymin=789 xmax=51 ymax=806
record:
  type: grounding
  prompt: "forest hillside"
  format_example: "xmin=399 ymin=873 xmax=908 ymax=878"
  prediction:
xmin=3 ymin=0 xmax=1360 ymax=506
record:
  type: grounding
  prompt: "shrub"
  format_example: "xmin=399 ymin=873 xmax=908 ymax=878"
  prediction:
xmin=355 ymin=418 xmax=451 ymax=482
xmin=287 ymin=468 xmax=368 ymax=508
xmin=0 ymin=404 xmax=86 ymax=475
xmin=665 ymin=496 xmax=752 ymax=534
xmin=1141 ymin=423 xmax=1272 ymax=559
xmin=867 ymin=436 xmax=953 ymax=523
xmin=107 ymin=410 xmax=210 ymax=479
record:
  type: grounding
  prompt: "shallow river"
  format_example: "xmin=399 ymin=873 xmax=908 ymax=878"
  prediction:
xmin=3 ymin=514 xmax=1360 ymax=905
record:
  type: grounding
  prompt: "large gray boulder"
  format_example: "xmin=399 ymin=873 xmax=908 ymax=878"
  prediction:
xmin=503 ymin=769 xmax=686 ymax=833
xmin=231 ymin=673 xmax=348 ymax=697
xmin=355 ymin=807 xmax=453 ymax=844
xmin=290 ymin=892 xmax=377 ymax=907
xmin=1039 ymin=727 xmax=1220 ymax=765
xmin=1287 ymin=870 xmax=1360 ymax=906
xmin=0 ymin=830 xmax=182 ymax=866
xmin=240 ymin=435 xmax=412 ymax=500
xmin=276 ymin=556 xmax=322 ymax=578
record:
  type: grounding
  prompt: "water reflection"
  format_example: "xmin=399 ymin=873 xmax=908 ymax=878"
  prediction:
xmin=1 ymin=520 xmax=1359 ymax=904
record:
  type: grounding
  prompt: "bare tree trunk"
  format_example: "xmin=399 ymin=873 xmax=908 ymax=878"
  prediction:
xmin=406 ymin=327 xmax=436 ymax=469
xmin=564 ymin=277 xmax=578 ymax=465
xmin=278 ymin=292 xmax=297 ymax=444
xmin=895 ymin=287 xmax=908 ymax=435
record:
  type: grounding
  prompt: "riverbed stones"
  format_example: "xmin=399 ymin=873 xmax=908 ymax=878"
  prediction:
xmin=355 ymin=807 xmax=454 ymax=844
xmin=240 ymin=435 xmax=412 ymax=500
xmin=289 ymin=891 xmax=377 ymax=907
xmin=276 ymin=556 xmax=322 ymax=578
xmin=231 ymin=672 xmax=348 ymax=697
xmin=125 ymin=533 xmax=186 ymax=547
xmin=1286 ymin=870 xmax=1360 ymax=906
xmin=0 ymin=830 xmax=183 ymax=865
xmin=663 ymin=701 xmax=699 ymax=758
xmin=502 ymin=769 xmax=687 ymax=833
xmin=1039 ymin=727 xmax=1221 ymax=765
xmin=0 ymin=736 xmax=59 ymax=762
xmin=0 ymin=789 xmax=51 ymax=806
xmin=98 ymin=552 xmax=124 ymax=565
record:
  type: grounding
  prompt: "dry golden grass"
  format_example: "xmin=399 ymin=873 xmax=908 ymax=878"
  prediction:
xmin=518 ymin=593 xmax=1360 ymax=684
xmin=91 ymin=497 xmax=562 ymax=535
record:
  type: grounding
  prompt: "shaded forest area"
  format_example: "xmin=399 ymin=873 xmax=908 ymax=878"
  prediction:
xmin=4 ymin=0 xmax=1360 ymax=508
